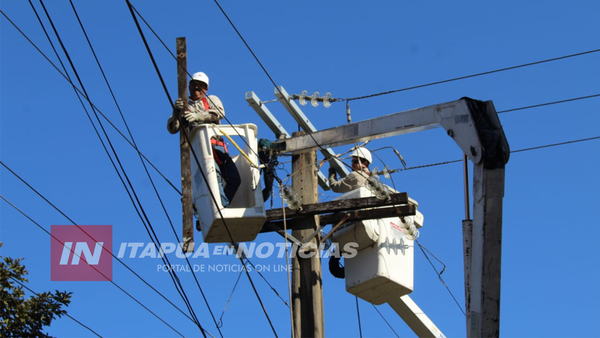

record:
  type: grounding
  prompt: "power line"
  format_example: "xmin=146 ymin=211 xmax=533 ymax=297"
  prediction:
xmin=126 ymin=2 xmax=291 ymax=328
xmin=365 ymin=93 xmax=600 ymax=173
xmin=67 ymin=2 xmax=221 ymax=336
xmin=498 ymin=93 xmax=600 ymax=114
xmin=355 ymin=296 xmax=363 ymax=338
xmin=127 ymin=1 xmax=285 ymax=189
xmin=416 ymin=240 xmax=465 ymax=316
xmin=125 ymin=3 xmax=279 ymax=336
xmin=217 ymin=269 xmax=244 ymax=328
xmin=0 ymin=8 xmax=181 ymax=196
xmin=511 ymin=135 xmax=600 ymax=154
xmin=0 ymin=160 xmax=201 ymax=327
xmin=1 ymin=161 xmax=76 ymax=225
xmin=202 ymin=0 xmax=338 ymax=170
xmin=243 ymin=258 xmax=290 ymax=308
xmin=11 ymin=1 xmax=206 ymax=330
xmin=10 ymin=278 xmax=104 ymax=338
xmin=371 ymin=305 xmax=400 ymax=338
xmin=393 ymin=135 xmax=600 ymax=173
xmin=33 ymin=2 xmax=205 ymax=333
xmin=211 ymin=0 xmax=279 ymax=95
xmin=343 ymin=48 xmax=600 ymax=102
xmin=0 ymin=194 xmax=186 ymax=338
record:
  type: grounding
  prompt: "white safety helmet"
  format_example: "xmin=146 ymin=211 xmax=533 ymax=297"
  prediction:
xmin=349 ymin=147 xmax=372 ymax=164
xmin=191 ymin=72 xmax=209 ymax=89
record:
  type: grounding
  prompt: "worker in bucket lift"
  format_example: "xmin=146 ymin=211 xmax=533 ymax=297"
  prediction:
xmin=167 ymin=71 xmax=241 ymax=208
xmin=328 ymin=147 xmax=372 ymax=193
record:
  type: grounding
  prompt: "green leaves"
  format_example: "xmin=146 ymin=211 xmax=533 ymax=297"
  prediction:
xmin=0 ymin=243 xmax=72 ymax=338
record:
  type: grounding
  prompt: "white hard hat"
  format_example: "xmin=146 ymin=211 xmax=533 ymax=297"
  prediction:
xmin=349 ymin=147 xmax=372 ymax=164
xmin=191 ymin=72 xmax=209 ymax=89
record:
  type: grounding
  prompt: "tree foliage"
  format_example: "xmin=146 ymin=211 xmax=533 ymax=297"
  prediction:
xmin=0 ymin=243 xmax=72 ymax=337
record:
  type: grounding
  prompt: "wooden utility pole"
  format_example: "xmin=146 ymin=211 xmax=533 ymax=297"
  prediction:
xmin=291 ymin=131 xmax=324 ymax=338
xmin=176 ymin=37 xmax=194 ymax=252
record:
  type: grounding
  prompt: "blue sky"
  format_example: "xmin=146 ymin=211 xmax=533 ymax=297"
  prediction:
xmin=1 ymin=1 xmax=599 ymax=337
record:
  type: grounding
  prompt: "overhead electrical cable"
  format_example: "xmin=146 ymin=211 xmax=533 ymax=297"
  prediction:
xmin=355 ymin=297 xmax=363 ymax=338
xmin=207 ymin=0 xmax=339 ymax=164
xmin=127 ymin=2 xmax=284 ymax=182
xmin=33 ymin=1 xmax=206 ymax=333
xmin=370 ymin=134 xmax=600 ymax=175
xmin=497 ymin=93 xmax=600 ymax=114
xmin=510 ymin=135 xmax=600 ymax=154
xmin=400 ymin=91 xmax=600 ymax=167
xmin=0 ymin=160 xmax=199 ymax=326
xmin=34 ymin=1 xmax=203 ymax=330
xmin=216 ymin=269 xmax=244 ymax=328
xmin=0 ymin=8 xmax=180 ymax=196
xmin=342 ymin=48 xmax=600 ymax=102
xmin=1 ymin=160 xmax=76 ymax=225
xmin=126 ymin=2 xmax=279 ymax=336
xmin=371 ymin=305 xmax=400 ymax=338
xmin=67 ymin=2 xmax=222 ymax=336
xmin=0 ymin=194 xmax=185 ymax=338
xmin=416 ymin=240 xmax=465 ymax=316
xmin=243 ymin=259 xmax=290 ymax=308
xmin=11 ymin=278 xmax=104 ymax=338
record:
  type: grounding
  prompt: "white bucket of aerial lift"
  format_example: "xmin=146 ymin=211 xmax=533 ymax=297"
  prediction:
xmin=332 ymin=186 xmax=423 ymax=305
xmin=189 ymin=123 xmax=266 ymax=243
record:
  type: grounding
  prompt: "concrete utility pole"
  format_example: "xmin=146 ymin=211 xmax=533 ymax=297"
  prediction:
xmin=176 ymin=37 xmax=194 ymax=252
xmin=291 ymin=131 xmax=325 ymax=338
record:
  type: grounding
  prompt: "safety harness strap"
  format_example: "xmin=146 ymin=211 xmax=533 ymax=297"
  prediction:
xmin=211 ymin=137 xmax=228 ymax=165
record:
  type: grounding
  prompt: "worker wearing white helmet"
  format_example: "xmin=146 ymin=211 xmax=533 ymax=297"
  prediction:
xmin=167 ymin=72 xmax=226 ymax=133
xmin=328 ymin=147 xmax=372 ymax=193
xmin=166 ymin=71 xmax=240 ymax=208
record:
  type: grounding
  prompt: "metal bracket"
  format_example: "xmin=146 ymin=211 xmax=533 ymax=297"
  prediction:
xmin=274 ymin=86 xmax=350 ymax=178
xmin=246 ymin=90 xmax=331 ymax=190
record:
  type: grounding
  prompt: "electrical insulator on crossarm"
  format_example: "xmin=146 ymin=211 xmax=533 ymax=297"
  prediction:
xmin=295 ymin=91 xmax=335 ymax=108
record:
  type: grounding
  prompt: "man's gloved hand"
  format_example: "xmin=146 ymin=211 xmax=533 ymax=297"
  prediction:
xmin=184 ymin=111 xmax=201 ymax=123
xmin=167 ymin=116 xmax=180 ymax=134
xmin=175 ymin=98 xmax=185 ymax=110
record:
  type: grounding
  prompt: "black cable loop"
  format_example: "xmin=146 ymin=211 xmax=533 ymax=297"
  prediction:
xmin=0 ymin=194 xmax=186 ymax=338
xmin=217 ymin=269 xmax=244 ymax=328
xmin=416 ymin=240 xmax=466 ymax=316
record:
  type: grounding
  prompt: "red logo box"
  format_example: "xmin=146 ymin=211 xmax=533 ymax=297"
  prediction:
xmin=51 ymin=225 xmax=112 ymax=281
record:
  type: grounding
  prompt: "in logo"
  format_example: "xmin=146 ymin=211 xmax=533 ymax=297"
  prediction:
xmin=51 ymin=225 xmax=112 ymax=281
